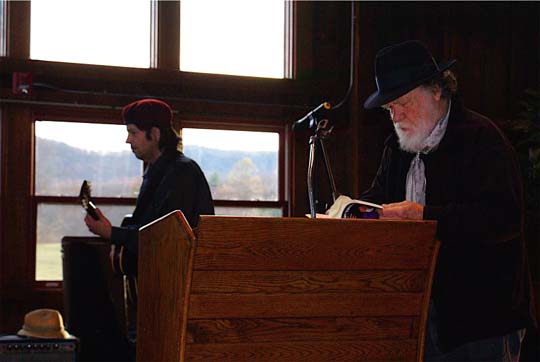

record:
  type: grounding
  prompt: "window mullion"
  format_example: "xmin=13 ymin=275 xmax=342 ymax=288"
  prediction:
xmin=155 ymin=0 xmax=179 ymax=70
xmin=5 ymin=0 xmax=30 ymax=58
xmin=284 ymin=0 xmax=295 ymax=79
xmin=149 ymin=0 xmax=158 ymax=68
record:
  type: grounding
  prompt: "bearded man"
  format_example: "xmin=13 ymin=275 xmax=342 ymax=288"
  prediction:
xmin=361 ymin=40 xmax=536 ymax=361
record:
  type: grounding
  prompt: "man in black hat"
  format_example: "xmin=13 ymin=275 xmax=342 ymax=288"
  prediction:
xmin=361 ymin=40 xmax=535 ymax=361
xmin=84 ymin=98 xmax=215 ymax=273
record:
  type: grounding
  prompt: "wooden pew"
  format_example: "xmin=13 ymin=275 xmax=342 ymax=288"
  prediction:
xmin=136 ymin=211 xmax=440 ymax=362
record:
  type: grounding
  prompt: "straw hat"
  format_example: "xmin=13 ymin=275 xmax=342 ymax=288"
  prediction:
xmin=17 ymin=309 xmax=72 ymax=339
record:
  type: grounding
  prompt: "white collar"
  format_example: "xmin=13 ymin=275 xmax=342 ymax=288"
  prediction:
xmin=420 ymin=99 xmax=451 ymax=154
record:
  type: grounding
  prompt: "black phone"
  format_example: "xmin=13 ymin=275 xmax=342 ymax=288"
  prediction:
xmin=86 ymin=200 xmax=99 ymax=220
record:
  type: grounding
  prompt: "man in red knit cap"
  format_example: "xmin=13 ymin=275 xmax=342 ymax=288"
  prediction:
xmin=84 ymin=98 xmax=214 ymax=358
xmin=85 ymin=98 xmax=214 ymax=272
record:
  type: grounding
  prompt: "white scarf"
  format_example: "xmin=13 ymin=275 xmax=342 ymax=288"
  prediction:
xmin=405 ymin=101 xmax=451 ymax=205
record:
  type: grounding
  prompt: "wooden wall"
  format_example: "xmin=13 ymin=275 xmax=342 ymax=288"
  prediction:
xmin=352 ymin=2 xmax=540 ymax=196
xmin=293 ymin=1 xmax=540 ymax=214
xmin=0 ymin=1 xmax=539 ymax=340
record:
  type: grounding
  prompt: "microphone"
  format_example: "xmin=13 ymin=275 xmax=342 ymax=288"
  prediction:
xmin=292 ymin=102 xmax=332 ymax=131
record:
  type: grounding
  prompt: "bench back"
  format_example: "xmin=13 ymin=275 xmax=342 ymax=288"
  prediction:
xmin=137 ymin=212 xmax=439 ymax=362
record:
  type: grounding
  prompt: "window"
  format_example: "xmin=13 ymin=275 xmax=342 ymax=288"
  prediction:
xmin=179 ymin=0 xmax=285 ymax=78
xmin=2 ymin=0 xmax=294 ymax=312
xmin=34 ymin=121 xmax=140 ymax=281
xmin=28 ymin=0 xmax=287 ymax=77
xmin=30 ymin=0 xmax=151 ymax=68
xmin=183 ymin=128 xmax=283 ymax=217
xmin=33 ymin=121 xmax=287 ymax=281
xmin=13 ymin=0 xmax=292 ymax=284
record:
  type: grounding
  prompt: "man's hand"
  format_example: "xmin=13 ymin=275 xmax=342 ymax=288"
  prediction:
xmin=380 ymin=201 xmax=424 ymax=220
xmin=84 ymin=208 xmax=112 ymax=240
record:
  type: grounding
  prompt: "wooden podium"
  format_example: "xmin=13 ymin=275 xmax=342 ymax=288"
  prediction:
xmin=136 ymin=211 xmax=440 ymax=362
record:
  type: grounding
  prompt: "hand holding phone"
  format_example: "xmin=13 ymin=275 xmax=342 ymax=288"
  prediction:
xmin=79 ymin=180 xmax=99 ymax=220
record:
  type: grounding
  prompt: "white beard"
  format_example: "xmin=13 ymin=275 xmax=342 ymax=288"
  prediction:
xmin=394 ymin=119 xmax=434 ymax=153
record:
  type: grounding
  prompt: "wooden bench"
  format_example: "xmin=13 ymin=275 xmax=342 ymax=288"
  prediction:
xmin=136 ymin=212 xmax=439 ymax=362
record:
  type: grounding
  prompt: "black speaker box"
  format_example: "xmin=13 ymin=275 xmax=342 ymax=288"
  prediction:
xmin=62 ymin=237 xmax=133 ymax=362
xmin=0 ymin=335 xmax=77 ymax=362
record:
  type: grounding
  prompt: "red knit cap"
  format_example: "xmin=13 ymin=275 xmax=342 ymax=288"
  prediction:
xmin=122 ymin=99 xmax=172 ymax=130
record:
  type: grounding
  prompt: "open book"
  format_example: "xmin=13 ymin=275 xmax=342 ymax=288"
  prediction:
xmin=307 ymin=195 xmax=382 ymax=219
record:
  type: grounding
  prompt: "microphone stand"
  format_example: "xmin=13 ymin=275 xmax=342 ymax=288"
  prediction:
xmin=307 ymin=118 xmax=338 ymax=218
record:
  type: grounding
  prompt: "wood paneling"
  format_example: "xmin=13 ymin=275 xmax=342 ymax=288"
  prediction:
xmin=195 ymin=217 xmax=436 ymax=270
xmin=137 ymin=211 xmax=195 ymax=362
xmin=184 ymin=340 xmax=417 ymax=362
xmin=186 ymin=317 xmax=417 ymax=344
xmin=354 ymin=2 xmax=540 ymax=194
xmin=1 ymin=104 xmax=34 ymax=288
xmin=190 ymin=270 xmax=426 ymax=294
xmin=137 ymin=212 xmax=439 ymax=362
xmin=188 ymin=292 xmax=423 ymax=319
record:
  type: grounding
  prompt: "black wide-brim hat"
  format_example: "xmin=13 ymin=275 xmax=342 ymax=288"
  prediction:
xmin=363 ymin=40 xmax=456 ymax=109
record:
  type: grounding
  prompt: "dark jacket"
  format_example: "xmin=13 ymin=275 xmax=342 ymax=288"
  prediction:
xmin=361 ymin=100 xmax=536 ymax=350
xmin=110 ymin=150 xmax=214 ymax=257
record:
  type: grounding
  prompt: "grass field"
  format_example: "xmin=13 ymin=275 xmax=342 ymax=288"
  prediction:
xmin=35 ymin=207 xmax=280 ymax=281
xmin=36 ymin=243 xmax=63 ymax=281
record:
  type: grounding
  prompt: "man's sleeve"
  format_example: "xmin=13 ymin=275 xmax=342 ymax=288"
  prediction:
xmin=360 ymin=146 xmax=392 ymax=204
xmin=423 ymin=127 xmax=522 ymax=245
xmin=110 ymin=224 xmax=139 ymax=255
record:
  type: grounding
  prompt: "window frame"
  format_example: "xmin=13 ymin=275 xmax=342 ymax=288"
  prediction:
xmin=0 ymin=0 xmax=336 ymax=308
xmin=30 ymin=107 xmax=136 ymax=286
xmin=28 ymin=107 xmax=290 ymax=285
xmin=180 ymin=117 xmax=289 ymax=215
xmin=0 ymin=0 xmax=6 ymax=56
xmin=18 ymin=0 xmax=293 ymax=77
